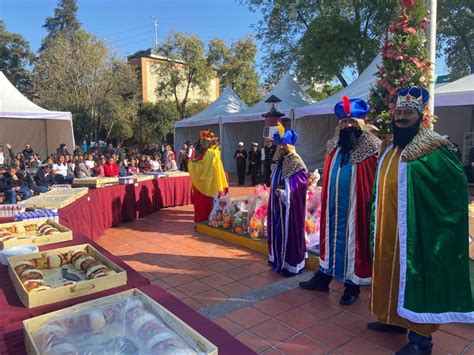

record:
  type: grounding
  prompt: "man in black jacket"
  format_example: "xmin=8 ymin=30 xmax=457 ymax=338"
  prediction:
xmin=22 ymin=144 xmax=34 ymax=161
xmin=0 ymin=166 xmax=16 ymax=204
xmin=248 ymin=143 xmax=262 ymax=186
xmin=34 ymin=165 xmax=55 ymax=191
xmin=234 ymin=142 xmax=247 ymax=185
xmin=56 ymin=143 xmax=70 ymax=157
xmin=3 ymin=167 xmax=31 ymax=202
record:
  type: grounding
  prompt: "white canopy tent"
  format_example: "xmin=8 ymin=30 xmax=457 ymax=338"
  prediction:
xmin=294 ymin=56 xmax=381 ymax=170
xmin=433 ymin=74 xmax=474 ymax=162
xmin=221 ymin=74 xmax=315 ymax=172
xmin=0 ymin=72 xmax=74 ymax=159
xmin=174 ymin=86 xmax=247 ymax=162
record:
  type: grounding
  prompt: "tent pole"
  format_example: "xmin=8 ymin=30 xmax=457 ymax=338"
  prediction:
xmin=219 ymin=116 xmax=223 ymax=161
xmin=44 ymin=120 xmax=49 ymax=157
xmin=427 ymin=0 xmax=437 ymax=119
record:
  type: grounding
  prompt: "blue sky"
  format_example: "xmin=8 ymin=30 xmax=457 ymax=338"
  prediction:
xmin=0 ymin=0 xmax=262 ymax=55
xmin=1 ymin=0 xmax=447 ymax=83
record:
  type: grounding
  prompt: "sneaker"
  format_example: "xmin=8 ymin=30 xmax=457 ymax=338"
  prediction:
xmin=367 ymin=322 xmax=408 ymax=334
xmin=299 ymin=275 xmax=330 ymax=292
xmin=339 ymin=294 xmax=359 ymax=305
xmin=396 ymin=342 xmax=432 ymax=355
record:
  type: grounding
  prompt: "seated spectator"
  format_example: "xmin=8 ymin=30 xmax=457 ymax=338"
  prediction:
xmin=73 ymin=156 xmax=91 ymax=178
xmin=28 ymin=154 xmax=42 ymax=169
xmin=53 ymin=155 xmax=68 ymax=177
xmin=104 ymin=157 xmax=119 ymax=177
xmin=118 ymin=160 xmax=128 ymax=177
xmin=150 ymin=154 xmax=162 ymax=172
xmin=127 ymin=158 xmax=139 ymax=176
xmin=0 ymin=165 xmax=16 ymax=204
xmin=93 ymin=158 xmax=105 ymax=177
xmin=22 ymin=144 xmax=34 ymax=161
xmin=52 ymin=155 xmax=73 ymax=183
xmin=165 ymin=154 xmax=178 ymax=172
xmin=17 ymin=169 xmax=46 ymax=194
xmin=34 ymin=165 xmax=55 ymax=190
xmin=66 ymin=156 xmax=75 ymax=177
xmin=0 ymin=144 xmax=15 ymax=167
xmin=85 ymin=154 xmax=95 ymax=170
xmin=138 ymin=155 xmax=151 ymax=173
xmin=3 ymin=166 xmax=31 ymax=203
xmin=15 ymin=153 xmax=26 ymax=170
xmin=91 ymin=142 xmax=100 ymax=157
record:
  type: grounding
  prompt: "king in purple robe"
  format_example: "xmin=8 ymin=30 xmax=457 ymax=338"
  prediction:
xmin=267 ymin=125 xmax=310 ymax=276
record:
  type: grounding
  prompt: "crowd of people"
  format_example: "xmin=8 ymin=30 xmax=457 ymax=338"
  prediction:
xmin=0 ymin=141 xmax=187 ymax=204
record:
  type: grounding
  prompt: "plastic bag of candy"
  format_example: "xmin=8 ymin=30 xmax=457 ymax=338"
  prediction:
xmin=208 ymin=194 xmax=230 ymax=228
xmin=247 ymin=184 xmax=270 ymax=239
xmin=305 ymin=169 xmax=321 ymax=254
xmin=232 ymin=199 xmax=249 ymax=235
xmin=222 ymin=197 xmax=237 ymax=230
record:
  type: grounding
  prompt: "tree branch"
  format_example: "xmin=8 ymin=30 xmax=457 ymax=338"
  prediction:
xmin=336 ymin=73 xmax=348 ymax=87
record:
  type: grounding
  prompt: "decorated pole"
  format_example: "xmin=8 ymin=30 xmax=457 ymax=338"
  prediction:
xmin=427 ymin=0 xmax=437 ymax=117
xmin=368 ymin=0 xmax=433 ymax=134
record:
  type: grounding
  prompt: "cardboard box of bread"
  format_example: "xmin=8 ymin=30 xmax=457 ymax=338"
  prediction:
xmin=23 ymin=288 xmax=217 ymax=355
xmin=0 ymin=219 xmax=72 ymax=250
xmin=8 ymin=244 xmax=127 ymax=308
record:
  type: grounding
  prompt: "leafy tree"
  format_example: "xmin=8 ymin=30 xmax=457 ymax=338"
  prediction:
xmin=306 ymin=83 xmax=343 ymax=101
xmin=154 ymin=32 xmax=213 ymax=119
xmin=0 ymin=21 xmax=35 ymax=94
xmin=33 ymin=30 xmax=139 ymax=142
xmin=137 ymin=101 xmax=179 ymax=144
xmin=437 ymin=0 xmax=473 ymax=79
xmin=241 ymin=0 xmax=397 ymax=86
xmin=41 ymin=0 xmax=80 ymax=50
xmin=208 ymin=37 xmax=263 ymax=105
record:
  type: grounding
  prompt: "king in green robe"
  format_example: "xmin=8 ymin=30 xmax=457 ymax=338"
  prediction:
xmin=370 ymin=86 xmax=473 ymax=354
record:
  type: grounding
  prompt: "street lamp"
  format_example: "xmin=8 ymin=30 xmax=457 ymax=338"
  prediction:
xmin=262 ymin=95 xmax=289 ymax=138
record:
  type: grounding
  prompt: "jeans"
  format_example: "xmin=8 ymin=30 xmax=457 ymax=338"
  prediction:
xmin=2 ymin=190 xmax=16 ymax=204
xmin=18 ymin=187 xmax=31 ymax=200
xmin=31 ymin=184 xmax=49 ymax=194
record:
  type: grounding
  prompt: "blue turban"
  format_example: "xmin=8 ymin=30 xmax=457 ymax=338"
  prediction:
xmin=273 ymin=129 xmax=298 ymax=145
xmin=334 ymin=97 xmax=370 ymax=119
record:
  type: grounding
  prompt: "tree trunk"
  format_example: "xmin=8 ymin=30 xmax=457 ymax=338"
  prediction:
xmin=336 ymin=73 xmax=348 ymax=87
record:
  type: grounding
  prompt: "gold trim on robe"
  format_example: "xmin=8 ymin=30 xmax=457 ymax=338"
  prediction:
xmin=370 ymin=147 xmax=439 ymax=337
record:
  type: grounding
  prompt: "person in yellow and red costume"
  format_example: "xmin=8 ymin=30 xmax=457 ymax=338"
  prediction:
xmin=188 ymin=130 xmax=228 ymax=223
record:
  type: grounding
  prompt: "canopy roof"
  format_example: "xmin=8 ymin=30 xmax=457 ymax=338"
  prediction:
xmin=175 ymin=86 xmax=248 ymax=128
xmin=224 ymin=73 xmax=315 ymax=123
xmin=434 ymin=74 xmax=474 ymax=107
xmin=296 ymin=56 xmax=473 ymax=119
xmin=0 ymin=72 xmax=71 ymax=120
xmin=296 ymin=55 xmax=381 ymax=118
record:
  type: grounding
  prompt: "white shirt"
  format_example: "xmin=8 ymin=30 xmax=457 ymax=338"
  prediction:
xmin=150 ymin=160 xmax=162 ymax=171
xmin=85 ymin=160 xmax=94 ymax=169
xmin=0 ymin=153 xmax=4 ymax=165
xmin=53 ymin=163 xmax=68 ymax=176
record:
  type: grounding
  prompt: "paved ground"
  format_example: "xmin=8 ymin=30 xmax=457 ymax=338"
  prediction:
xmin=96 ymin=182 xmax=474 ymax=354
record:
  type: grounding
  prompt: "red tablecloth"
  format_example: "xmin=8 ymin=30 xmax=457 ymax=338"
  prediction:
xmin=0 ymin=284 xmax=255 ymax=355
xmin=59 ymin=176 xmax=192 ymax=240
xmin=0 ymin=232 xmax=150 ymax=327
